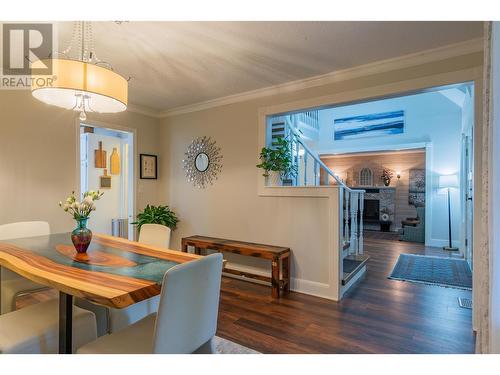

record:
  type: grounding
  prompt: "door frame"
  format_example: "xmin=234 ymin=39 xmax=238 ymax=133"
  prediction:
xmin=74 ymin=118 xmax=138 ymax=240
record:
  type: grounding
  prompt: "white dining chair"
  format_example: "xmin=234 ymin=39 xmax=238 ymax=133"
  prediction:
xmin=76 ymin=224 xmax=172 ymax=335
xmin=0 ymin=297 xmax=97 ymax=353
xmin=0 ymin=221 xmax=51 ymax=314
xmin=138 ymin=224 xmax=171 ymax=249
xmin=77 ymin=253 xmax=223 ymax=354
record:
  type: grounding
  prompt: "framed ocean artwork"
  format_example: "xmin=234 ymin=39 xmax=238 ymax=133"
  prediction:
xmin=333 ymin=110 xmax=405 ymax=140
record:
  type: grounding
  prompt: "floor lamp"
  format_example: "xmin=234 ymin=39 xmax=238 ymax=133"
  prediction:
xmin=439 ymin=174 xmax=459 ymax=251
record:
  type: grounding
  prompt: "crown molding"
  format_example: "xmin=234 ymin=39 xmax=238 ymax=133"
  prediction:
xmin=126 ymin=103 xmax=163 ymax=118
xmin=160 ymin=37 xmax=483 ymax=118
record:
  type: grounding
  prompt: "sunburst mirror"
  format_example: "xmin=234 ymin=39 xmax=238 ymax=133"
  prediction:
xmin=182 ymin=136 xmax=223 ymax=188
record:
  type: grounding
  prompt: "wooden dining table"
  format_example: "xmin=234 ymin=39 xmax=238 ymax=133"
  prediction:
xmin=0 ymin=232 xmax=202 ymax=354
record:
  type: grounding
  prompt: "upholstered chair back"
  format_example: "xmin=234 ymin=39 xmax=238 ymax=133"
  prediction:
xmin=152 ymin=253 xmax=223 ymax=354
xmin=0 ymin=221 xmax=50 ymax=241
xmin=138 ymin=224 xmax=171 ymax=249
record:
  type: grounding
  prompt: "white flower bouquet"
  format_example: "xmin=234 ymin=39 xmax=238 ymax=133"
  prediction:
xmin=59 ymin=190 xmax=104 ymax=221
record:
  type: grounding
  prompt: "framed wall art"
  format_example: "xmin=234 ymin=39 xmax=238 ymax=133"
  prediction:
xmin=334 ymin=110 xmax=405 ymax=140
xmin=140 ymin=154 xmax=158 ymax=179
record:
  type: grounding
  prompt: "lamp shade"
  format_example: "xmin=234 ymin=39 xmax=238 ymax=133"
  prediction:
xmin=31 ymin=59 xmax=128 ymax=113
xmin=438 ymin=174 xmax=458 ymax=189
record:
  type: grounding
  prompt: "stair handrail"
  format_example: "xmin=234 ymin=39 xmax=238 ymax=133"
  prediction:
xmin=287 ymin=118 xmax=364 ymax=194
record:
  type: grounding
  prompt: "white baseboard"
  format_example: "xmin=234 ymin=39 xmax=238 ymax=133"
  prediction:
xmin=220 ymin=261 xmax=336 ymax=300
xmin=427 ymin=238 xmax=462 ymax=249
xmin=290 ymin=278 xmax=335 ymax=300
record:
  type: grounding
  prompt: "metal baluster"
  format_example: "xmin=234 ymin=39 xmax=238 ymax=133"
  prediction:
xmin=350 ymin=192 xmax=359 ymax=255
xmin=344 ymin=189 xmax=350 ymax=246
xmin=358 ymin=192 xmax=364 ymax=255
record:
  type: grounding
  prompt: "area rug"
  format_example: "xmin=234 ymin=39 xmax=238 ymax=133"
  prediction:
xmin=388 ymin=254 xmax=472 ymax=290
xmin=214 ymin=336 xmax=260 ymax=354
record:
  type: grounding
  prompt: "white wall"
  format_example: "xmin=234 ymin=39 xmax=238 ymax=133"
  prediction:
xmin=312 ymin=90 xmax=468 ymax=248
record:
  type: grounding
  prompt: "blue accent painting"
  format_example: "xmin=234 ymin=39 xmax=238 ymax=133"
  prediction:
xmin=333 ymin=110 xmax=404 ymax=140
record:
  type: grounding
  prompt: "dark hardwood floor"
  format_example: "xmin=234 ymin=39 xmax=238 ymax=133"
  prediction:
xmin=17 ymin=233 xmax=475 ymax=354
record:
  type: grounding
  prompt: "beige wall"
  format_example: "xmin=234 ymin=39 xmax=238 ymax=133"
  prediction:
xmin=160 ymin=52 xmax=483 ymax=298
xmin=160 ymin=101 xmax=337 ymax=297
xmin=0 ymin=90 xmax=162 ymax=234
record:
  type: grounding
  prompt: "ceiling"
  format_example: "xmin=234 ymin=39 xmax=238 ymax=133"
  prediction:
xmin=55 ymin=21 xmax=483 ymax=113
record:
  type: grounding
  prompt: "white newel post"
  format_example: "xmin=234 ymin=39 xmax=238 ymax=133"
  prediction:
xmin=358 ymin=192 xmax=364 ymax=255
xmin=314 ymin=160 xmax=319 ymax=186
xmin=303 ymin=152 xmax=308 ymax=185
xmin=349 ymin=192 xmax=359 ymax=255
xmin=294 ymin=139 xmax=299 ymax=186
xmin=344 ymin=189 xmax=350 ymax=246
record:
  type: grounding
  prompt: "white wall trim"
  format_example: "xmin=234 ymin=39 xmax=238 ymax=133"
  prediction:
xmin=127 ymin=103 xmax=163 ymax=119
xmin=160 ymin=38 xmax=483 ymax=118
xmin=290 ymin=278 xmax=333 ymax=300
xmin=427 ymin=239 xmax=462 ymax=249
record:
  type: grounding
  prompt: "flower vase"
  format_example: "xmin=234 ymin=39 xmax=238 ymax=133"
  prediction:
xmin=71 ymin=218 xmax=92 ymax=253
xmin=383 ymin=178 xmax=391 ymax=186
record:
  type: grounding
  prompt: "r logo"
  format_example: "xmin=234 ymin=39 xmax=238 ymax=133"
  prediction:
xmin=2 ymin=23 xmax=52 ymax=75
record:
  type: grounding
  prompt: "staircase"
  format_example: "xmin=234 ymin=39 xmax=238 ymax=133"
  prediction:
xmin=269 ymin=114 xmax=369 ymax=295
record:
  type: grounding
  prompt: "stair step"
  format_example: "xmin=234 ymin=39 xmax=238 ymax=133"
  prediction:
xmin=342 ymin=255 xmax=370 ymax=286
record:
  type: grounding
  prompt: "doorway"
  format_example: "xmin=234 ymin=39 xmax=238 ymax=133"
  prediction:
xmin=79 ymin=124 xmax=135 ymax=240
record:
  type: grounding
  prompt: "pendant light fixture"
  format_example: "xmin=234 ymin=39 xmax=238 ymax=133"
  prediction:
xmin=31 ymin=21 xmax=128 ymax=120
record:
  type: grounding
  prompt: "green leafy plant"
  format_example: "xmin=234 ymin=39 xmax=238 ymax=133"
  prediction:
xmin=132 ymin=205 xmax=179 ymax=233
xmin=256 ymin=137 xmax=298 ymax=178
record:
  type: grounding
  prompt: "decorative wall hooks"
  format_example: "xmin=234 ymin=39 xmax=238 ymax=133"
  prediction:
xmin=182 ymin=136 xmax=223 ymax=188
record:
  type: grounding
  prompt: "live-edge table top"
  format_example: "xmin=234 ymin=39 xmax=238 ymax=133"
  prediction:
xmin=0 ymin=232 xmax=202 ymax=308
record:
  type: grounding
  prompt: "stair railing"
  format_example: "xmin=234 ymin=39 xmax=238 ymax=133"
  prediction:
xmin=286 ymin=116 xmax=365 ymax=255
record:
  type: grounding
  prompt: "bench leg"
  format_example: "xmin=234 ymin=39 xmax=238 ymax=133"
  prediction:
xmin=271 ymin=257 xmax=280 ymax=299
xmin=282 ymin=255 xmax=290 ymax=294
xmin=181 ymin=241 xmax=188 ymax=252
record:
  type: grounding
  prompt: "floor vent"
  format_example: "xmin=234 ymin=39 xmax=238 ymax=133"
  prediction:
xmin=458 ymin=297 xmax=473 ymax=309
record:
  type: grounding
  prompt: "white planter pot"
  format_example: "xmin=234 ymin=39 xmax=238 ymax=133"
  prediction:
xmin=266 ymin=171 xmax=282 ymax=186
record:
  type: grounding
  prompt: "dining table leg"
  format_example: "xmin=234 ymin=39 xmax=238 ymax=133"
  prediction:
xmin=59 ymin=291 xmax=73 ymax=354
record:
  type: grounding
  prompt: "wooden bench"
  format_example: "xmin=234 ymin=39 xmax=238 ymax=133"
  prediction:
xmin=181 ymin=235 xmax=291 ymax=298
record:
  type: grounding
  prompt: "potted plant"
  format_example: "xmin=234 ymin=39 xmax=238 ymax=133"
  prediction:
xmin=59 ymin=190 xmax=104 ymax=253
xmin=381 ymin=168 xmax=394 ymax=186
xmin=132 ymin=205 xmax=179 ymax=233
xmin=256 ymin=137 xmax=298 ymax=186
